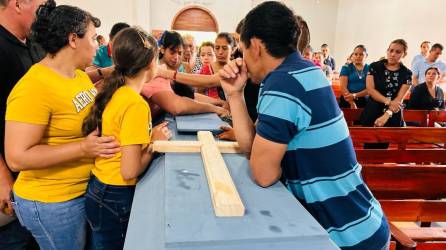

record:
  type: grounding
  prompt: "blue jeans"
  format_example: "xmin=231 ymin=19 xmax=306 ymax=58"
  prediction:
xmin=12 ymin=194 xmax=87 ymax=250
xmin=85 ymin=176 xmax=135 ymax=250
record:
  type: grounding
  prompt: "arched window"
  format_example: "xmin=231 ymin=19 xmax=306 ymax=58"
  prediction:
xmin=171 ymin=5 xmax=218 ymax=32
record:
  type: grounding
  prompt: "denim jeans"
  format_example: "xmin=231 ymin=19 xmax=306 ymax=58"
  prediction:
xmin=0 ymin=218 xmax=38 ymax=250
xmin=85 ymin=176 xmax=135 ymax=250
xmin=12 ymin=194 xmax=87 ymax=250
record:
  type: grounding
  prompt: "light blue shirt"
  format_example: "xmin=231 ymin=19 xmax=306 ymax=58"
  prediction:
xmin=412 ymin=58 xmax=446 ymax=83
xmin=411 ymin=54 xmax=425 ymax=69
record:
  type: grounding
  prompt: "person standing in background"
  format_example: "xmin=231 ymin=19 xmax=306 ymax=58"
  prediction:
xmin=0 ymin=0 xmax=47 ymax=248
xmin=321 ymin=43 xmax=336 ymax=71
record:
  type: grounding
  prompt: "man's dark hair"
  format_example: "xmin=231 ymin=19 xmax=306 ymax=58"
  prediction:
xmin=110 ymin=22 xmax=130 ymax=39
xmin=236 ymin=19 xmax=244 ymax=34
xmin=0 ymin=0 xmax=10 ymax=7
xmin=431 ymin=43 xmax=444 ymax=51
xmin=240 ymin=1 xmax=299 ymax=58
xmin=32 ymin=0 xmax=101 ymax=56
xmin=321 ymin=44 xmax=328 ymax=48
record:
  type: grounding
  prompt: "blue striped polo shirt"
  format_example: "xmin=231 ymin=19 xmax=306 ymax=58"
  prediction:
xmin=256 ymin=52 xmax=389 ymax=250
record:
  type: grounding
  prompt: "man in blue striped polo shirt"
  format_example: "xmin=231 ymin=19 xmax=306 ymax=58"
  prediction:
xmin=219 ymin=2 xmax=390 ymax=249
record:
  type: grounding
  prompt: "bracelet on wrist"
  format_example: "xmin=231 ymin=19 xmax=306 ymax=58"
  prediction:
xmin=385 ymin=109 xmax=393 ymax=118
xmin=173 ymin=71 xmax=178 ymax=81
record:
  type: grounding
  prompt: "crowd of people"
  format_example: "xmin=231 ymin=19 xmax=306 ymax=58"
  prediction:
xmin=0 ymin=0 xmax=445 ymax=250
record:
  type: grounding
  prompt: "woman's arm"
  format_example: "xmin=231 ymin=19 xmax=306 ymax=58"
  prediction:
xmin=158 ymin=68 xmax=220 ymax=88
xmin=5 ymin=121 xmax=119 ymax=172
xmin=120 ymin=122 xmax=172 ymax=180
xmin=151 ymin=91 xmax=229 ymax=117
xmin=366 ymin=75 xmax=390 ymax=104
xmin=194 ymin=93 xmax=229 ymax=110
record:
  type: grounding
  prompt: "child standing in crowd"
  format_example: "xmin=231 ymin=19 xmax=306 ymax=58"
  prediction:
xmin=82 ymin=28 xmax=172 ymax=249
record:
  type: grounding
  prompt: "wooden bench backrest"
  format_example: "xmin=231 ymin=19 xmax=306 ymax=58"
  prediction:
xmin=349 ymin=127 xmax=446 ymax=163
xmin=342 ymin=108 xmax=431 ymax=126
xmin=362 ymin=165 xmax=446 ymax=200
xmin=428 ymin=110 xmax=446 ymax=126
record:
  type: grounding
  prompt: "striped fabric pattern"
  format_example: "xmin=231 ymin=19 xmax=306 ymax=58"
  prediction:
xmin=255 ymin=53 xmax=389 ymax=250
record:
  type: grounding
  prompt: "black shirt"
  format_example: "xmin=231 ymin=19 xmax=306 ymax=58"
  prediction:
xmin=369 ymin=59 xmax=412 ymax=100
xmin=360 ymin=60 xmax=412 ymax=127
xmin=407 ymin=83 xmax=445 ymax=110
xmin=0 ymin=25 xmax=45 ymax=155
xmin=244 ymin=79 xmax=260 ymax=122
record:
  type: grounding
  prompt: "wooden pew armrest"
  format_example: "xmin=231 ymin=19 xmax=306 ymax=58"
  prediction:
xmin=389 ymin=221 xmax=417 ymax=250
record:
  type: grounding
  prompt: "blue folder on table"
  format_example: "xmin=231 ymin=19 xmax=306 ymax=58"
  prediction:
xmin=175 ymin=113 xmax=228 ymax=133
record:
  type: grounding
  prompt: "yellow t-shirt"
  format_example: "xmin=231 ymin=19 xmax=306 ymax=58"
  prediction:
xmin=92 ymin=86 xmax=151 ymax=186
xmin=6 ymin=63 xmax=97 ymax=202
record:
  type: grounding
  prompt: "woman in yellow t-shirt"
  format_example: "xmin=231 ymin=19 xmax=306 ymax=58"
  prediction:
xmin=4 ymin=2 xmax=119 ymax=249
xmin=82 ymin=28 xmax=172 ymax=249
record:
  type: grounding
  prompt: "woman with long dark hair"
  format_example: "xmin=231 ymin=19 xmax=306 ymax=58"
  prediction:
xmin=82 ymin=27 xmax=171 ymax=249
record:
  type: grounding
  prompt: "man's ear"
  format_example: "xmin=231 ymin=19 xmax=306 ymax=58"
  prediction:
xmin=14 ymin=0 xmax=21 ymax=14
xmin=68 ymin=33 xmax=77 ymax=49
xmin=249 ymin=38 xmax=263 ymax=59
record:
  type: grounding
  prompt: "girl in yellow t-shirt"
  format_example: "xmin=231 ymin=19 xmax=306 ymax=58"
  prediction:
xmin=5 ymin=2 xmax=119 ymax=249
xmin=82 ymin=27 xmax=172 ymax=249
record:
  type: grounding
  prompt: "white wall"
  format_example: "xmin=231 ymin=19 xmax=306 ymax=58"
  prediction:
xmin=57 ymin=0 xmax=152 ymax=41
xmin=56 ymin=0 xmax=446 ymax=70
xmin=149 ymin=0 xmax=253 ymax=32
xmin=285 ymin=0 xmax=339 ymax=59
xmin=334 ymin=0 xmax=446 ymax=67
xmin=56 ymin=0 xmax=339 ymax=47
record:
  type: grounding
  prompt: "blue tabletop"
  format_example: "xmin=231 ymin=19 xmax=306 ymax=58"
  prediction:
xmin=124 ymin=116 xmax=339 ymax=250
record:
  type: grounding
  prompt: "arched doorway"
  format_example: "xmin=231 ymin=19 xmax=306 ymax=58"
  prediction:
xmin=171 ymin=5 xmax=219 ymax=33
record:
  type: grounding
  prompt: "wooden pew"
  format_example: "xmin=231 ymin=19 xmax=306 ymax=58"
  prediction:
xmin=428 ymin=110 xmax=446 ymax=127
xmin=362 ymin=165 xmax=446 ymax=250
xmin=350 ymin=127 xmax=446 ymax=249
xmin=349 ymin=127 xmax=446 ymax=164
xmin=342 ymin=108 xmax=430 ymax=127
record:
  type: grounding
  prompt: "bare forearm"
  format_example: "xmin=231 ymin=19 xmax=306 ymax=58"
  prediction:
xmin=355 ymin=89 xmax=368 ymax=97
xmin=140 ymin=150 xmax=154 ymax=170
xmin=0 ymin=155 xmax=13 ymax=184
xmin=7 ymin=142 xmax=85 ymax=171
xmin=174 ymin=72 xmax=220 ymax=88
xmin=194 ymin=93 xmax=222 ymax=106
xmin=227 ymin=94 xmax=255 ymax=154
xmin=339 ymin=77 xmax=349 ymax=94
xmin=394 ymin=84 xmax=410 ymax=103
xmin=367 ymin=88 xmax=388 ymax=104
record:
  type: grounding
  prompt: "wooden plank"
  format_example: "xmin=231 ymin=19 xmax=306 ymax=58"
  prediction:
xmin=153 ymin=141 xmax=241 ymax=154
xmin=429 ymin=110 xmax=446 ymax=126
xmin=389 ymin=222 xmax=417 ymax=249
xmin=342 ymin=108 xmax=430 ymax=126
xmin=355 ymin=149 xmax=446 ymax=163
xmin=349 ymin=127 xmax=446 ymax=144
xmin=416 ymin=242 xmax=446 ymax=250
xmin=401 ymin=227 xmax=446 ymax=241
xmin=362 ymin=165 xmax=446 ymax=199
xmin=197 ymin=131 xmax=245 ymax=217
xmin=381 ymin=200 xmax=446 ymax=222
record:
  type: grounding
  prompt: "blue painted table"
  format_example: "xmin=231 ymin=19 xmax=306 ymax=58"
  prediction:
xmin=124 ymin=116 xmax=339 ymax=250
